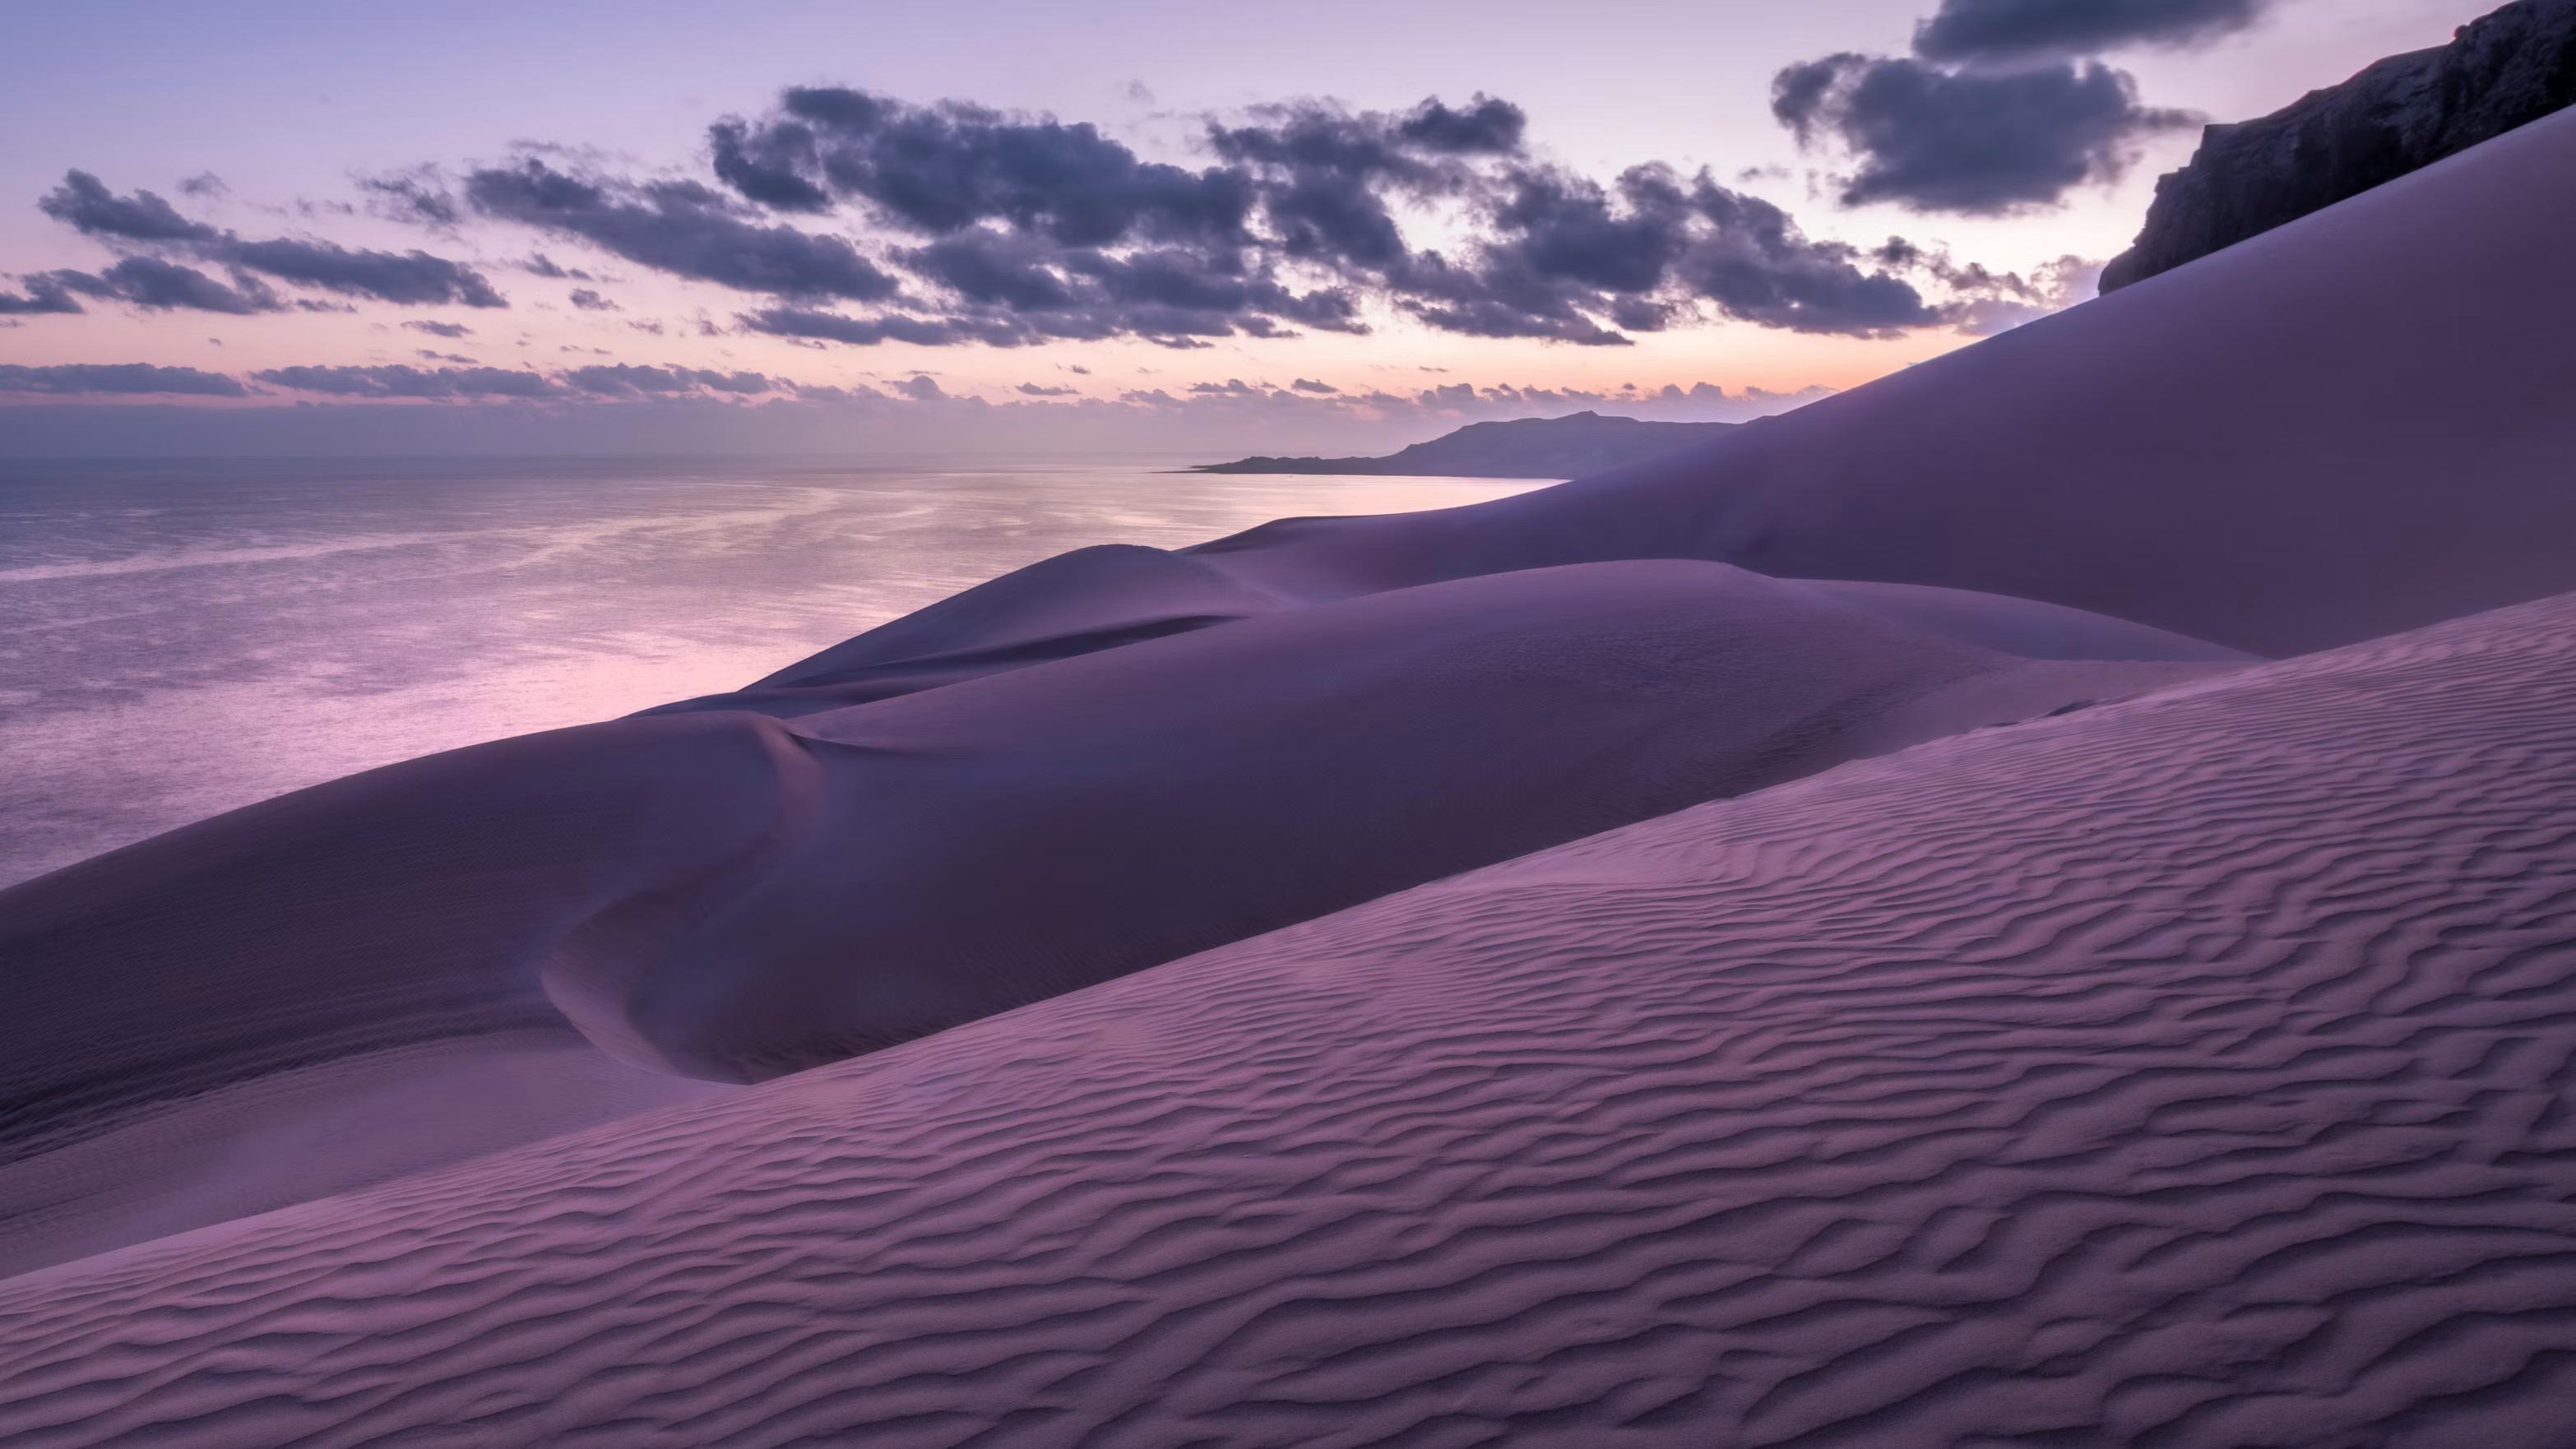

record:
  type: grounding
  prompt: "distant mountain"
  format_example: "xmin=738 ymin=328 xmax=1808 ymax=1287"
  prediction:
xmin=2102 ymin=0 xmax=2576 ymax=291
xmin=1190 ymin=411 xmax=1739 ymax=479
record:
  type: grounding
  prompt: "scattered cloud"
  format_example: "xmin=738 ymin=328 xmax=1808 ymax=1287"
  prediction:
xmin=2 ymin=80 xmax=2110 ymax=373
xmin=37 ymin=170 xmax=506 ymax=306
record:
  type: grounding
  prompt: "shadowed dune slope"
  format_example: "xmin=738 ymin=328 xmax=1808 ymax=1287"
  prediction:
xmin=3 ymin=588 xmax=2572 ymax=1447
xmin=0 ymin=562 xmax=2222 ymax=1277
xmin=730 ymin=104 xmax=2576 ymax=708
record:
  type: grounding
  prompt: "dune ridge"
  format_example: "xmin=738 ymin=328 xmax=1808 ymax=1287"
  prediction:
xmin=2 ymin=585 xmax=2571 ymax=1447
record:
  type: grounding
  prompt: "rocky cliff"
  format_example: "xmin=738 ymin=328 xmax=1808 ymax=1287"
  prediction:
xmin=2102 ymin=0 xmax=2576 ymax=290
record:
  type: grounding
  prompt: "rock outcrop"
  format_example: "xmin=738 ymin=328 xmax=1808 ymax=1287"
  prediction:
xmin=2101 ymin=0 xmax=2576 ymax=290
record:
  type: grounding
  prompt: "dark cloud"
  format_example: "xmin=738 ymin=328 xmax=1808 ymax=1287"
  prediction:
xmin=42 ymin=257 xmax=282 ymax=314
xmin=7 ymin=89 xmax=2041 ymax=363
xmin=1069 ymin=246 xmax=1364 ymax=331
xmin=702 ymin=88 xmax=1553 ymax=346
xmin=1017 ymin=382 xmax=1077 ymax=396
xmin=1774 ymin=53 xmax=2196 ymax=213
xmin=1673 ymin=171 xmax=1944 ymax=332
xmin=462 ymin=85 xmax=1996 ymax=348
xmin=1914 ymin=0 xmax=2269 ymax=62
xmin=523 ymin=253 xmax=596 ymax=281
xmin=36 ymin=170 xmax=507 ymax=307
xmin=359 ymin=169 xmax=463 ymax=227
xmin=1209 ymin=96 xmax=1525 ymax=177
xmin=1391 ymin=255 xmax=1633 ymax=345
xmin=177 ymin=172 xmax=228 ymax=198
xmin=0 ymin=362 xmax=248 ymax=396
xmin=224 ymin=235 xmax=506 ymax=306
xmin=742 ymin=237 xmax=1362 ymax=349
xmin=894 ymin=374 xmax=946 ymax=400
xmin=897 ymin=228 xmax=1364 ymax=343
xmin=1488 ymin=168 xmax=1686 ymax=294
xmin=1209 ymin=96 xmax=1523 ymax=270
xmin=1290 ymin=377 xmax=1337 ymax=393
xmin=252 ymin=364 xmax=565 ymax=398
xmin=566 ymin=363 xmax=699 ymax=396
xmin=902 ymin=230 xmax=1078 ymax=310
xmin=416 ymin=349 xmax=479 ymax=363
xmin=402 ymin=319 xmax=473 ymax=338
xmin=716 ymin=87 xmax=1257 ymax=247
xmin=684 ymin=368 xmax=780 ymax=394
xmin=738 ymin=306 xmax=1031 ymax=347
xmin=38 ymin=171 xmax=218 ymax=243
xmin=0 ymin=275 xmax=86 ymax=314
xmin=1383 ymin=162 xmax=1941 ymax=341
xmin=174 ymin=360 xmax=771 ymax=404
xmin=466 ymin=158 xmax=900 ymax=301
xmin=1393 ymin=95 xmax=1528 ymax=155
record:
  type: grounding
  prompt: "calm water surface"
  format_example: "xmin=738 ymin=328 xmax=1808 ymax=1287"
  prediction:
xmin=0 ymin=455 xmax=1540 ymax=887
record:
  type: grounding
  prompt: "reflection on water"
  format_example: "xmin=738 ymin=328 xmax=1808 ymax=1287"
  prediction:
xmin=0 ymin=455 xmax=1541 ymax=887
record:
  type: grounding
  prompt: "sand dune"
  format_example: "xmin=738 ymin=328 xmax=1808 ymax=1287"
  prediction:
xmin=3 ymin=586 xmax=2569 ymax=1447
xmin=7 ymin=55 xmax=2575 ymax=1446
xmin=0 ymin=562 xmax=2222 ymax=1275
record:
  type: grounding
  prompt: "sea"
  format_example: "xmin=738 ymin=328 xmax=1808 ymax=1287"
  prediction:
xmin=0 ymin=455 xmax=1540 ymax=888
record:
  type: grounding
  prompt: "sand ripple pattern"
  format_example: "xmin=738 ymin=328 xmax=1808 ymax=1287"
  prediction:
xmin=3 ymin=594 xmax=2575 ymax=1447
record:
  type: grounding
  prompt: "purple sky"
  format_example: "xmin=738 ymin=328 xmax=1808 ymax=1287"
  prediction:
xmin=0 ymin=0 xmax=2476 ymax=455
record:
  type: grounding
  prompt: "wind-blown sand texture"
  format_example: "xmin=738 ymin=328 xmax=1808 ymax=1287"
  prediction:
xmin=5 ymin=69 xmax=2576 ymax=1449
xmin=3 ymin=586 xmax=2574 ymax=1448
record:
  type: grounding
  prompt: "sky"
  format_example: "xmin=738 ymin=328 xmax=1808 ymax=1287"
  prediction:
xmin=0 ymin=0 xmax=2478 ymax=456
